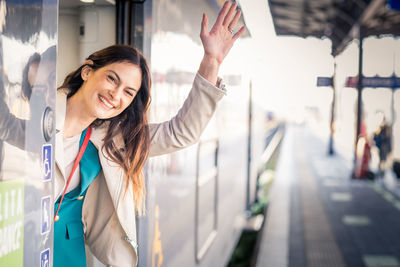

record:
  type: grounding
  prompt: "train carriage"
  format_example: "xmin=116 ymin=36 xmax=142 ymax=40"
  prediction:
xmin=0 ymin=1 xmax=272 ymax=266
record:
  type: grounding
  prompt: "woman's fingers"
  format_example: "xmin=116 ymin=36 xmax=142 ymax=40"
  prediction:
xmin=201 ymin=13 xmax=209 ymax=38
xmin=223 ymin=2 xmax=238 ymax=27
xmin=228 ymin=9 xmax=241 ymax=32
xmin=200 ymin=0 xmax=245 ymax=66
xmin=232 ymin=25 xmax=246 ymax=41
xmin=215 ymin=1 xmax=231 ymax=26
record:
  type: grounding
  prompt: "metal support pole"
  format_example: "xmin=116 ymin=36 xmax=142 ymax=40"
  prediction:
xmin=328 ymin=60 xmax=337 ymax=155
xmin=391 ymin=51 xmax=396 ymax=149
xmin=353 ymin=26 xmax=364 ymax=174
xmin=391 ymin=86 xmax=395 ymax=146
xmin=246 ymin=80 xmax=252 ymax=212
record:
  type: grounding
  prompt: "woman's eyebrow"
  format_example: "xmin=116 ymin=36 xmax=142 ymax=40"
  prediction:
xmin=107 ymin=70 xmax=137 ymax=92
xmin=107 ymin=70 xmax=121 ymax=82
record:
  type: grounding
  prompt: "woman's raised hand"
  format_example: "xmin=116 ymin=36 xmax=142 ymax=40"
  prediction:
xmin=201 ymin=1 xmax=245 ymax=65
xmin=198 ymin=1 xmax=245 ymax=85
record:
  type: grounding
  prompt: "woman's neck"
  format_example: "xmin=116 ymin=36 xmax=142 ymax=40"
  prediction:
xmin=63 ymin=92 xmax=96 ymax=138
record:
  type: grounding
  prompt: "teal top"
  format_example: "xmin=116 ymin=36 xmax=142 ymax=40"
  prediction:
xmin=53 ymin=128 xmax=101 ymax=267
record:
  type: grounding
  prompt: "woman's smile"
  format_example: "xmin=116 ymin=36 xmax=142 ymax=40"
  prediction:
xmin=98 ymin=94 xmax=115 ymax=109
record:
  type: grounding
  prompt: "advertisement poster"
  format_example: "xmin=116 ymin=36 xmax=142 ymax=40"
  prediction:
xmin=0 ymin=180 xmax=24 ymax=266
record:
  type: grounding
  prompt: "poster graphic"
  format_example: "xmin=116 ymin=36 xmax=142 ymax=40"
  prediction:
xmin=40 ymin=248 xmax=50 ymax=267
xmin=0 ymin=180 xmax=24 ymax=266
xmin=42 ymin=144 xmax=52 ymax=182
xmin=41 ymin=196 xmax=51 ymax=234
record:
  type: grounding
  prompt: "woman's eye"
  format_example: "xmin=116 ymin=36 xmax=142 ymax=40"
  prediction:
xmin=125 ymin=90 xmax=133 ymax=97
xmin=107 ymin=75 xmax=116 ymax=83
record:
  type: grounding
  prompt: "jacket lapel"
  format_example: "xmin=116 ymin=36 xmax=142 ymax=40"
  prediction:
xmin=90 ymin=126 xmax=137 ymax=239
xmin=55 ymin=132 xmax=66 ymax=175
xmin=54 ymin=91 xmax=67 ymax=197
xmin=90 ymin=125 xmax=123 ymax=209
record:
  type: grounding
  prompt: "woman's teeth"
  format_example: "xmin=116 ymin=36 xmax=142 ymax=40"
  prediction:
xmin=99 ymin=95 xmax=114 ymax=109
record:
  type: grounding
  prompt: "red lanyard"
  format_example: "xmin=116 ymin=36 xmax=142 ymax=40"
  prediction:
xmin=54 ymin=127 xmax=92 ymax=222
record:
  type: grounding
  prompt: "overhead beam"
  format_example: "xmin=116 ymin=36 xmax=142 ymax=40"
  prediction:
xmin=334 ymin=0 xmax=385 ymax=56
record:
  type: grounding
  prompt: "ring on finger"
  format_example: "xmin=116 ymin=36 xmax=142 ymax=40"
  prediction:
xmin=228 ymin=27 xmax=234 ymax=34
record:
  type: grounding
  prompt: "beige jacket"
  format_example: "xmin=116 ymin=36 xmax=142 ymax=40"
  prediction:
xmin=54 ymin=72 xmax=226 ymax=266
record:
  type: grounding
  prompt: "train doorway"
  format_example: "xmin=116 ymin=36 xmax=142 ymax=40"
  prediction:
xmin=0 ymin=1 xmax=57 ymax=266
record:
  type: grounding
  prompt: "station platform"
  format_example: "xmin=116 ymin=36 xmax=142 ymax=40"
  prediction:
xmin=256 ymin=125 xmax=400 ymax=267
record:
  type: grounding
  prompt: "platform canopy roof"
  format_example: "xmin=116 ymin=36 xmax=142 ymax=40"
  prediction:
xmin=268 ymin=0 xmax=400 ymax=56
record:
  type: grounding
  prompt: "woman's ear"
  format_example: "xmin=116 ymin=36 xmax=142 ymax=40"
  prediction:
xmin=81 ymin=59 xmax=94 ymax=81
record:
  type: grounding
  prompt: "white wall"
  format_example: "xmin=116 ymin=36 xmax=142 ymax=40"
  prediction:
xmin=79 ymin=6 xmax=115 ymax=63
xmin=57 ymin=9 xmax=80 ymax=87
xmin=57 ymin=6 xmax=115 ymax=87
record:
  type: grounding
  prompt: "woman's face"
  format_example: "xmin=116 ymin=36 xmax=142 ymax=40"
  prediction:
xmin=80 ymin=61 xmax=142 ymax=119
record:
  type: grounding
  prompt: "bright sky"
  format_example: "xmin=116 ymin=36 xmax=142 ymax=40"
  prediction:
xmin=239 ymin=0 xmax=333 ymax=122
xmin=239 ymin=0 xmax=400 ymax=160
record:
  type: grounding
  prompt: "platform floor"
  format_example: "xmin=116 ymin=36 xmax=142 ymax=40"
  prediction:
xmin=256 ymin=125 xmax=400 ymax=267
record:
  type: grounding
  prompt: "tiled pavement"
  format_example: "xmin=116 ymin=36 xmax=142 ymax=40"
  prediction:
xmin=256 ymin=125 xmax=400 ymax=267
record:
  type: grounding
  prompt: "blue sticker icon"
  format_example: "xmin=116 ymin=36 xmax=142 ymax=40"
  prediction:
xmin=41 ymin=196 xmax=51 ymax=234
xmin=40 ymin=248 xmax=50 ymax=267
xmin=42 ymin=144 xmax=52 ymax=181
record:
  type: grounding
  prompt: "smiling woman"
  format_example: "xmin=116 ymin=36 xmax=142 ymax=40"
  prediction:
xmin=61 ymin=47 xmax=146 ymax=137
xmin=52 ymin=1 xmax=245 ymax=266
xmin=58 ymin=45 xmax=151 ymax=212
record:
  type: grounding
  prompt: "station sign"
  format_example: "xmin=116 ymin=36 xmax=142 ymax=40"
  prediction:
xmin=389 ymin=0 xmax=400 ymax=10
xmin=345 ymin=76 xmax=400 ymax=89
xmin=317 ymin=77 xmax=333 ymax=87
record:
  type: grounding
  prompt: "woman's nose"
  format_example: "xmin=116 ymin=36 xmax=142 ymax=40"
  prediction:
xmin=108 ymin=87 xmax=122 ymax=101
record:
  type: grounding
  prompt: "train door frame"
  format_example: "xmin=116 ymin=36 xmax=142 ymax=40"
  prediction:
xmin=194 ymin=138 xmax=219 ymax=263
xmin=115 ymin=2 xmax=153 ymax=266
xmin=116 ymin=0 xmax=151 ymax=60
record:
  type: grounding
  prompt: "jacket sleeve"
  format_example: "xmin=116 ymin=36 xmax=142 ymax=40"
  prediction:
xmin=148 ymin=72 xmax=226 ymax=157
xmin=0 ymin=98 xmax=26 ymax=149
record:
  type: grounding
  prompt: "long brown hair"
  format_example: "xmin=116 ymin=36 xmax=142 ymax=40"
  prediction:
xmin=59 ymin=45 xmax=151 ymax=215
